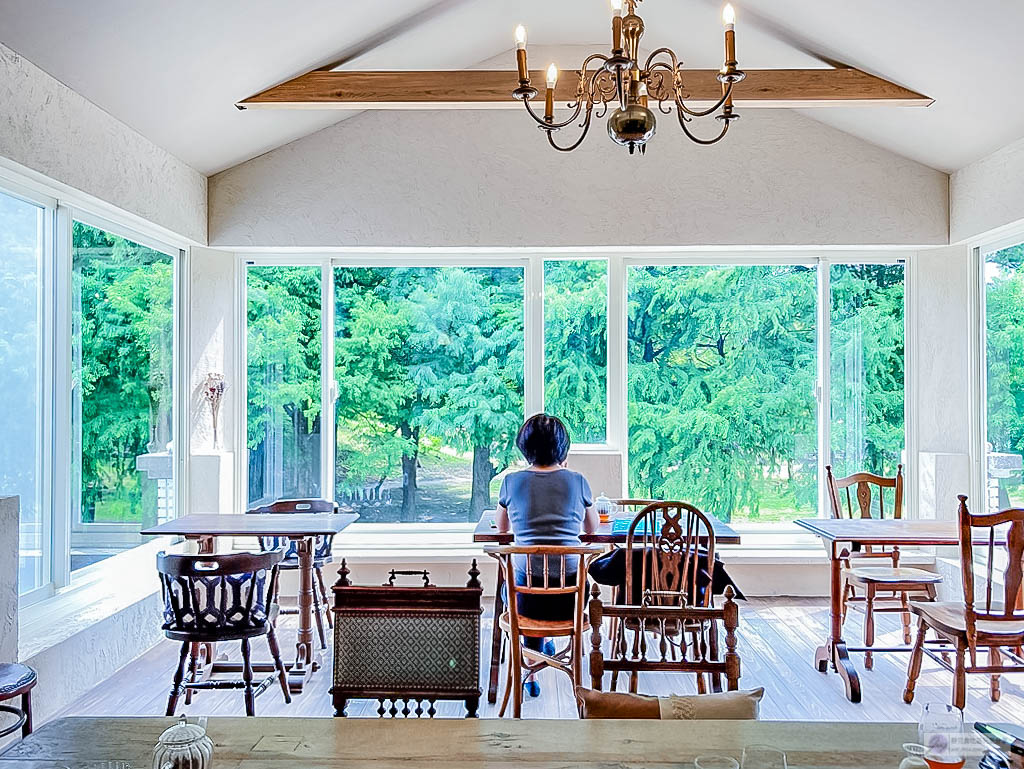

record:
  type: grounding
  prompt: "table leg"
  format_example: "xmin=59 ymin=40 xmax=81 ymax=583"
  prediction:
xmin=287 ymin=537 xmax=320 ymax=693
xmin=487 ymin=559 xmax=505 ymax=705
xmin=814 ymin=541 xmax=861 ymax=703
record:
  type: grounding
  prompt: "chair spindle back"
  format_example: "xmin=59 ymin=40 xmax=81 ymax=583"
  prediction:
xmin=826 ymin=464 xmax=904 ymax=521
xmin=625 ymin=502 xmax=717 ymax=608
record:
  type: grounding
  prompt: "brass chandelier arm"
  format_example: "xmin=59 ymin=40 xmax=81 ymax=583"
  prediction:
xmin=522 ymin=91 xmax=585 ymax=130
xmin=675 ymin=106 xmax=732 ymax=145
xmin=546 ymin=105 xmax=596 ymax=152
xmin=675 ymin=79 xmax=734 ymax=118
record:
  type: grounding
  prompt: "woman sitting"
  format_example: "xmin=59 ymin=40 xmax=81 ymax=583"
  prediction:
xmin=496 ymin=413 xmax=598 ymax=697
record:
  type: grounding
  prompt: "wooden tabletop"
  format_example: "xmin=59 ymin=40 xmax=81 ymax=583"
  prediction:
xmin=473 ymin=511 xmax=741 ymax=546
xmin=141 ymin=513 xmax=360 ymax=538
xmin=0 ymin=716 xmax=974 ymax=768
xmin=796 ymin=517 xmax=999 ymax=546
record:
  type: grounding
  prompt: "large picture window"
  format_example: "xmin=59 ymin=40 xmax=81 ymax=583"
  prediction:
xmin=829 ymin=263 xmax=905 ymax=478
xmin=0 ymin=190 xmax=45 ymax=593
xmin=332 ymin=267 xmax=525 ymax=523
xmin=984 ymin=243 xmax=1024 ymax=512
xmin=627 ymin=264 xmax=818 ymax=523
xmin=246 ymin=265 xmax=322 ymax=505
xmin=543 ymin=259 xmax=608 ymax=444
xmin=71 ymin=220 xmax=176 ymax=571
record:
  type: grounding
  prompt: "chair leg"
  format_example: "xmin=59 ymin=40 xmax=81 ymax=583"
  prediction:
xmin=166 ymin=641 xmax=190 ymax=717
xmin=266 ymin=625 xmax=292 ymax=704
xmin=311 ymin=582 xmax=327 ymax=650
xmin=904 ymin=618 xmax=928 ymax=704
xmin=241 ymin=637 xmax=256 ymax=717
xmin=498 ymin=641 xmax=514 ymax=718
xmin=990 ymin=647 xmax=1002 ymax=703
xmin=184 ymin=643 xmax=200 ymax=705
xmin=316 ymin=566 xmax=333 ymax=629
xmin=511 ymin=636 xmax=524 ymax=719
xmin=840 ymin=581 xmax=851 ymax=627
xmin=20 ymin=690 xmax=32 ymax=737
xmin=708 ymin=619 xmax=723 ymax=693
xmin=953 ymin=641 xmax=967 ymax=711
xmin=864 ymin=584 xmax=876 ymax=670
xmin=900 ymin=592 xmax=912 ymax=645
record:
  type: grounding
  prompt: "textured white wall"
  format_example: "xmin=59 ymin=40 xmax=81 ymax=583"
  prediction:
xmin=951 ymin=136 xmax=1024 ymax=244
xmin=209 ymin=109 xmax=948 ymax=249
xmin=0 ymin=43 xmax=206 ymax=243
xmin=0 ymin=497 xmax=17 ymax=664
xmin=189 ymin=248 xmax=237 ymax=513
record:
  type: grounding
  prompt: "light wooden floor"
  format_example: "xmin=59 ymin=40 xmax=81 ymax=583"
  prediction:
xmin=53 ymin=596 xmax=1024 ymax=723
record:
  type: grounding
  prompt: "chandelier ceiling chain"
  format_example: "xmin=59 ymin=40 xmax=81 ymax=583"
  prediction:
xmin=512 ymin=0 xmax=745 ymax=154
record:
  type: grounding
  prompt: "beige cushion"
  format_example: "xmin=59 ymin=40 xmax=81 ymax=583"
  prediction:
xmin=575 ymin=686 xmax=764 ymax=720
xmin=576 ymin=688 xmax=661 ymax=719
xmin=659 ymin=687 xmax=764 ymax=720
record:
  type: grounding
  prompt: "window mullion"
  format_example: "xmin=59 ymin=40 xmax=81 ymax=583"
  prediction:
xmin=817 ymin=258 xmax=832 ymax=520
xmin=51 ymin=206 xmax=73 ymax=589
xmin=525 ymin=256 xmax=544 ymax=417
xmin=321 ymin=260 xmax=335 ymax=502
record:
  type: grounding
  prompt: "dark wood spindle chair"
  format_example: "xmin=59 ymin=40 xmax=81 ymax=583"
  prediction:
xmin=247 ymin=498 xmax=338 ymax=649
xmin=905 ymin=496 xmax=1024 ymax=710
xmin=0 ymin=664 xmax=36 ymax=739
xmin=615 ymin=501 xmax=723 ymax=693
xmin=158 ymin=550 xmax=291 ymax=716
xmin=826 ymin=464 xmax=942 ymax=669
xmin=486 ymin=545 xmax=602 ymax=719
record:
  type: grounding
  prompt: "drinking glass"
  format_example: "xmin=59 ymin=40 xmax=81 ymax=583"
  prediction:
xmin=695 ymin=756 xmax=740 ymax=769
xmin=741 ymin=745 xmax=788 ymax=769
xmin=919 ymin=702 xmax=964 ymax=764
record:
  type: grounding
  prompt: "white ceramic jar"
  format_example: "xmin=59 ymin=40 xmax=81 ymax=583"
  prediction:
xmin=152 ymin=716 xmax=214 ymax=769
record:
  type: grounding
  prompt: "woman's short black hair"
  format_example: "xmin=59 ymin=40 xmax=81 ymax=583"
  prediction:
xmin=515 ymin=413 xmax=571 ymax=466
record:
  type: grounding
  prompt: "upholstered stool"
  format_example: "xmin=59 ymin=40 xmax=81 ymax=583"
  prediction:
xmin=0 ymin=663 xmax=37 ymax=739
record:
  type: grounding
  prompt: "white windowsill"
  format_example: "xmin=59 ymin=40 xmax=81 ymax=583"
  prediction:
xmin=18 ymin=537 xmax=177 ymax=660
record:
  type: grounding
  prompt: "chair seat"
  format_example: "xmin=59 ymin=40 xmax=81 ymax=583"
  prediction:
xmin=0 ymin=664 xmax=36 ymax=699
xmin=910 ymin=601 xmax=1024 ymax=640
xmin=845 ymin=566 xmax=943 ymax=586
xmin=499 ymin=611 xmax=575 ymax=638
xmin=278 ymin=556 xmax=329 ymax=570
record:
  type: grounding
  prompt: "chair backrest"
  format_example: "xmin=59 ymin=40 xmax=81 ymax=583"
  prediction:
xmin=957 ymin=495 xmax=1024 ymax=659
xmin=485 ymin=545 xmax=601 ymax=638
xmin=246 ymin=498 xmax=339 ymax=559
xmin=157 ymin=550 xmax=282 ymax=636
xmin=625 ymin=502 xmax=717 ymax=608
xmin=826 ymin=464 xmax=903 ymax=520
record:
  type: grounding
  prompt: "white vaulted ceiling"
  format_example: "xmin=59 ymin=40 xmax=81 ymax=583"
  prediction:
xmin=0 ymin=0 xmax=1021 ymax=175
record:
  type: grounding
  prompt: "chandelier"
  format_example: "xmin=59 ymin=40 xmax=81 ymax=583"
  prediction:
xmin=512 ymin=0 xmax=744 ymax=154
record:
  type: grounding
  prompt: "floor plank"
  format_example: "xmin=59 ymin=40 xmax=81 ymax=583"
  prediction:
xmin=50 ymin=596 xmax=1024 ymax=723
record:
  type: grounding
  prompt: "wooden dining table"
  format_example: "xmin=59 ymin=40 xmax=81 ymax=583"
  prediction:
xmin=795 ymin=516 xmax=997 ymax=704
xmin=142 ymin=512 xmax=358 ymax=693
xmin=0 ymin=715 xmax=984 ymax=768
xmin=473 ymin=510 xmax=741 ymax=704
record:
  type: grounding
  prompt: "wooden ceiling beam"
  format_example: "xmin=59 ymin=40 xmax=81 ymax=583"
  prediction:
xmin=237 ymin=68 xmax=931 ymax=110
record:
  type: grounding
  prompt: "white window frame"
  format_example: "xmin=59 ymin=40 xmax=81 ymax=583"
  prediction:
xmin=4 ymin=160 xmax=191 ymax=608
xmin=236 ymin=248 xmax=911 ymax=541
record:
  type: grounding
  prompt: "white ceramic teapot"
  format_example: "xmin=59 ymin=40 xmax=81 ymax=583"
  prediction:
xmin=152 ymin=715 xmax=214 ymax=769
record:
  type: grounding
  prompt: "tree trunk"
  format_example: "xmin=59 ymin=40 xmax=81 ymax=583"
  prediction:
xmin=400 ymin=423 xmax=419 ymax=522
xmin=470 ymin=444 xmax=495 ymax=519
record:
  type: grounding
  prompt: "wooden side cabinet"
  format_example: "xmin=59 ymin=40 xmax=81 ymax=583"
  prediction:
xmin=331 ymin=561 xmax=483 ymax=717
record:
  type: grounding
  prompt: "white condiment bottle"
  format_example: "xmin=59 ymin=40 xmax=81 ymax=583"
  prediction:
xmin=152 ymin=715 xmax=214 ymax=769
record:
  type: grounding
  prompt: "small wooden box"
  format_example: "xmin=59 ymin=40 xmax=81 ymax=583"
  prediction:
xmin=331 ymin=563 xmax=483 ymax=717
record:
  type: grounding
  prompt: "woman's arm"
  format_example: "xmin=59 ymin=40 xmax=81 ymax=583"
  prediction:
xmin=582 ymin=503 xmax=599 ymax=535
xmin=496 ymin=503 xmax=511 ymax=533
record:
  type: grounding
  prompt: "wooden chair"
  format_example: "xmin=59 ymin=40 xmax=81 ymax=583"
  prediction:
xmin=486 ymin=545 xmax=602 ymax=719
xmin=615 ymin=501 xmax=722 ymax=693
xmin=158 ymin=550 xmax=291 ymax=716
xmin=247 ymin=498 xmax=338 ymax=649
xmin=588 ymin=584 xmax=741 ymax=693
xmin=0 ymin=664 xmax=36 ymax=739
xmin=905 ymin=496 xmax=1024 ymax=710
xmin=826 ymin=464 xmax=942 ymax=669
